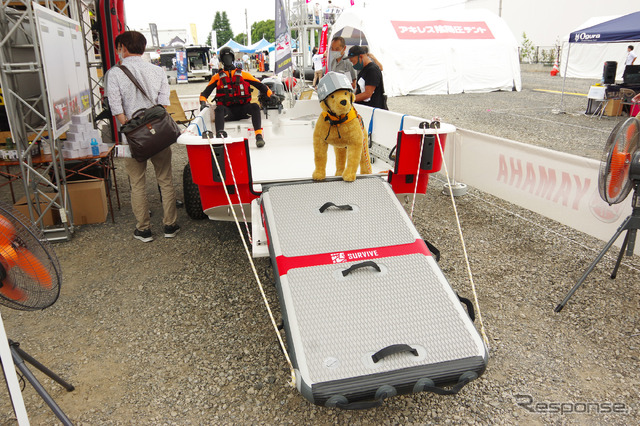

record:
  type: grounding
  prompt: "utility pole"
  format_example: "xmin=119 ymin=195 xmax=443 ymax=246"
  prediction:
xmin=245 ymin=9 xmax=251 ymax=45
xmin=498 ymin=0 xmax=503 ymax=17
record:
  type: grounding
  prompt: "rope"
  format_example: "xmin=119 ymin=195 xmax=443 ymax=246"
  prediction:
xmin=409 ymin=132 xmax=426 ymax=220
xmin=430 ymin=128 xmax=490 ymax=349
xmin=205 ymin=133 xmax=296 ymax=387
xmin=431 ymin=173 xmax=640 ymax=275
xmin=221 ymin=141 xmax=252 ymax=244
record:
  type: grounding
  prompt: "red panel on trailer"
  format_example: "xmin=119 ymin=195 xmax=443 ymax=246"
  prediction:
xmin=388 ymin=131 xmax=447 ymax=195
xmin=186 ymin=140 xmax=260 ymax=210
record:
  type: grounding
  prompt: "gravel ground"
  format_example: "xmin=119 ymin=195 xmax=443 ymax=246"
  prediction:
xmin=1 ymin=70 xmax=639 ymax=425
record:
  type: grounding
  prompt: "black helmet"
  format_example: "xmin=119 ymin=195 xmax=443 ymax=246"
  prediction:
xmin=219 ymin=46 xmax=236 ymax=70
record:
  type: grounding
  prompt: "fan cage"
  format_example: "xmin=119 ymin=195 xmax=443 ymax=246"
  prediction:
xmin=598 ymin=118 xmax=640 ymax=205
xmin=0 ymin=201 xmax=62 ymax=311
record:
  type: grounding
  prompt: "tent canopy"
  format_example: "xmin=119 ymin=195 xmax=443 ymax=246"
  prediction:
xmin=570 ymin=11 xmax=640 ymax=43
xmin=218 ymin=39 xmax=248 ymax=52
xmin=331 ymin=6 xmax=521 ymax=96
xmin=560 ymin=12 xmax=640 ymax=80
xmin=245 ymin=38 xmax=275 ymax=53
xmin=333 ymin=26 xmax=368 ymax=47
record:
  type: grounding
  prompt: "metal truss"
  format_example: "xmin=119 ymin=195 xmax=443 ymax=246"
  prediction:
xmin=75 ymin=0 xmax=107 ymax=128
xmin=0 ymin=0 xmax=79 ymax=241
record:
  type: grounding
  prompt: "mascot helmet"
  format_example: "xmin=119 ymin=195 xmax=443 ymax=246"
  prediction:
xmin=317 ymin=71 xmax=353 ymax=102
xmin=219 ymin=46 xmax=236 ymax=70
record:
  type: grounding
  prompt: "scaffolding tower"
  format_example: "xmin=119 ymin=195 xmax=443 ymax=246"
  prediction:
xmin=288 ymin=0 xmax=340 ymax=84
xmin=0 ymin=0 xmax=90 ymax=241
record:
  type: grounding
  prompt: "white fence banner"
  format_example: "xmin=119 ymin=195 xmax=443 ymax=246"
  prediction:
xmin=442 ymin=128 xmax=631 ymax=245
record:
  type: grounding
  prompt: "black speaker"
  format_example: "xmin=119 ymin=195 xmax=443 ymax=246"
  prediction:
xmin=603 ymin=61 xmax=617 ymax=85
xmin=623 ymin=65 xmax=640 ymax=83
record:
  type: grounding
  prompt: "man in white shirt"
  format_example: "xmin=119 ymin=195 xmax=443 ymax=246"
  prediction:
xmin=106 ymin=31 xmax=179 ymax=242
xmin=624 ymin=45 xmax=637 ymax=80
xmin=626 ymin=45 xmax=637 ymax=66
xmin=312 ymin=48 xmax=325 ymax=89
xmin=209 ymin=52 xmax=219 ymax=73
xmin=242 ymin=53 xmax=250 ymax=70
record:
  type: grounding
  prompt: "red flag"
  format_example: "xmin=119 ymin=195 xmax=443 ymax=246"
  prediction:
xmin=318 ymin=24 xmax=329 ymax=68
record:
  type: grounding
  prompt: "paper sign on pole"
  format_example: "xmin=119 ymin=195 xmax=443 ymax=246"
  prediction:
xmin=275 ymin=0 xmax=293 ymax=74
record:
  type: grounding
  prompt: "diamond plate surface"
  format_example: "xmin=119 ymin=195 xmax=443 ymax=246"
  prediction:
xmin=287 ymin=253 xmax=482 ymax=384
xmin=265 ymin=178 xmax=416 ymax=257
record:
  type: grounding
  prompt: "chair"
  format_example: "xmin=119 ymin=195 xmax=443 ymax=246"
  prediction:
xmin=166 ymin=90 xmax=197 ymax=127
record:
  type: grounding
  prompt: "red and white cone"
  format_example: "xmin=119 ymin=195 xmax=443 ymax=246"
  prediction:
xmin=550 ymin=58 xmax=559 ymax=76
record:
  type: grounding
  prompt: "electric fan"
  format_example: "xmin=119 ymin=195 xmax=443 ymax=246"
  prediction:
xmin=598 ymin=117 xmax=639 ymax=205
xmin=556 ymin=117 xmax=640 ymax=312
xmin=0 ymin=201 xmax=74 ymax=425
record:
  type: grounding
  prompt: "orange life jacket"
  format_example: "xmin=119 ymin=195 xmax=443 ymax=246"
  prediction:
xmin=215 ymin=70 xmax=252 ymax=106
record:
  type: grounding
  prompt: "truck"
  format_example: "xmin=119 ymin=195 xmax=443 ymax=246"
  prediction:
xmin=159 ymin=45 xmax=213 ymax=82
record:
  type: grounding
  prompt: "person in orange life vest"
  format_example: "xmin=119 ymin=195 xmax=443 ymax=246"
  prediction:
xmin=199 ymin=47 xmax=272 ymax=147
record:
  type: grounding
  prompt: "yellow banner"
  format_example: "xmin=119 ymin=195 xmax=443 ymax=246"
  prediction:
xmin=190 ymin=24 xmax=198 ymax=45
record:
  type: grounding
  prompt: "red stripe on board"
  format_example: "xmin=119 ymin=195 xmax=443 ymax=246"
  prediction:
xmin=275 ymin=239 xmax=431 ymax=276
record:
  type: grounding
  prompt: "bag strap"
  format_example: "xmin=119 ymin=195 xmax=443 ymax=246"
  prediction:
xmin=117 ymin=65 xmax=154 ymax=105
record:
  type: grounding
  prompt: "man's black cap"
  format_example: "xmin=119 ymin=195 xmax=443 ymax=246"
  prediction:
xmin=346 ymin=45 xmax=367 ymax=58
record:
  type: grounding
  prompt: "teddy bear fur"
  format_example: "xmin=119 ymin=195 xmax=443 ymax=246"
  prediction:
xmin=312 ymin=89 xmax=372 ymax=182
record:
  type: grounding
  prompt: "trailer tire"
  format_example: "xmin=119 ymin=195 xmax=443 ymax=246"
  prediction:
xmin=183 ymin=163 xmax=207 ymax=220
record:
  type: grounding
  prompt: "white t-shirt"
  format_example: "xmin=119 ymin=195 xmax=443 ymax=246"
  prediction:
xmin=312 ymin=53 xmax=324 ymax=71
xmin=626 ymin=50 xmax=637 ymax=66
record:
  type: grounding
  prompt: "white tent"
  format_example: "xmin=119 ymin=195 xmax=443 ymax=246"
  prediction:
xmin=331 ymin=5 xmax=521 ymax=96
xmin=560 ymin=15 xmax=638 ymax=80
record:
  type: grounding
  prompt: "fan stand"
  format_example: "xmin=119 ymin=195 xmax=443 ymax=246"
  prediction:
xmin=555 ymin=182 xmax=640 ymax=312
xmin=0 ymin=312 xmax=29 ymax=425
xmin=7 ymin=339 xmax=75 ymax=425
xmin=0 ymin=313 xmax=74 ymax=425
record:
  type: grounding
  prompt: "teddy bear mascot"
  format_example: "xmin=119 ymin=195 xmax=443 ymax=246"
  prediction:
xmin=312 ymin=72 xmax=372 ymax=182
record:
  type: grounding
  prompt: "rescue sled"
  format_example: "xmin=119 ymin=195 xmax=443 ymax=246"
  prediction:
xmin=260 ymin=177 xmax=488 ymax=407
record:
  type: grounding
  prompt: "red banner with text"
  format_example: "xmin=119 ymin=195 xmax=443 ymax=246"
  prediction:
xmin=391 ymin=20 xmax=494 ymax=40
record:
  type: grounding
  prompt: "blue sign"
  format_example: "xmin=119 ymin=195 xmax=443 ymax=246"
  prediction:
xmin=176 ymin=51 xmax=188 ymax=82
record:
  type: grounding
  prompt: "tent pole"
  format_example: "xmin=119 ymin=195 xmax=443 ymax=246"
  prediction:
xmin=558 ymin=42 xmax=571 ymax=114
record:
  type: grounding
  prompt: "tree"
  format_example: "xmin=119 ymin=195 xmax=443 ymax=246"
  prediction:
xmin=251 ymin=19 xmax=275 ymax=43
xmin=234 ymin=33 xmax=247 ymax=45
xmin=207 ymin=11 xmax=233 ymax=48
xmin=519 ymin=32 xmax=535 ymax=64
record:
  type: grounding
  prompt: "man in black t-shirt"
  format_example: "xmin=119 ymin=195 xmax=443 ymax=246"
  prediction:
xmin=346 ymin=45 xmax=387 ymax=110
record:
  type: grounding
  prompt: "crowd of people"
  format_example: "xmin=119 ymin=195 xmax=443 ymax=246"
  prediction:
xmin=106 ymin=30 xmax=390 ymax=243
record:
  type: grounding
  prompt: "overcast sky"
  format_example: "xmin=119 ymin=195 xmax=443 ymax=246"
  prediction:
xmin=124 ymin=0 xmax=352 ymax=45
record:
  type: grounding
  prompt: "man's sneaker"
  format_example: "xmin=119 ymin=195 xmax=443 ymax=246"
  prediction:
xmin=164 ymin=224 xmax=180 ymax=238
xmin=134 ymin=228 xmax=153 ymax=243
xmin=216 ymin=130 xmax=228 ymax=138
xmin=256 ymin=134 xmax=265 ymax=148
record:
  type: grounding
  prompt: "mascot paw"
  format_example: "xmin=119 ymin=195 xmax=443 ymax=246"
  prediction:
xmin=312 ymin=170 xmax=326 ymax=181
xmin=342 ymin=172 xmax=356 ymax=182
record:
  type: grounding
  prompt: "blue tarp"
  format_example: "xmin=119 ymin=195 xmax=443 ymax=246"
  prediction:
xmin=569 ymin=11 xmax=640 ymax=43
